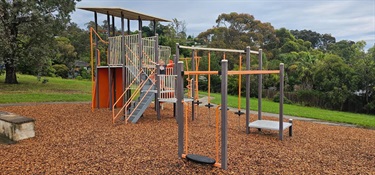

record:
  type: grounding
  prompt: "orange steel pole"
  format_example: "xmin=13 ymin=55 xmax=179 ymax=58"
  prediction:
xmin=97 ymin=49 xmax=101 ymax=65
xmin=208 ymin=52 xmax=211 ymax=104
xmin=238 ymin=54 xmax=242 ymax=111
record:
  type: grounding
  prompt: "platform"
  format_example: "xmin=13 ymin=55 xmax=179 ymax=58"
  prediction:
xmin=158 ymin=98 xmax=194 ymax=103
xmin=248 ymin=120 xmax=292 ymax=130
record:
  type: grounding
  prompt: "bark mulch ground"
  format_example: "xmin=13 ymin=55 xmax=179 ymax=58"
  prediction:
xmin=0 ymin=103 xmax=374 ymax=174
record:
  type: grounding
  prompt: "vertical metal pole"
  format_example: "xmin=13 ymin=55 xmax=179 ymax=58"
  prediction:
xmin=155 ymin=34 xmax=159 ymax=64
xmin=138 ymin=16 xmax=142 ymax=32
xmin=221 ymin=59 xmax=228 ymax=170
xmin=127 ymin=19 xmax=130 ymax=35
xmin=94 ymin=12 xmax=99 ymax=108
xmin=107 ymin=12 xmax=112 ymax=109
xmin=111 ymin=15 xmax=117 ymax=106
xmin=173 ymin=54 xmax=177 ymax=117
xmin=112 ymin=15 xmax=115 ymax=36
xmin=279 ymin=63 xmax=285 ymax=140
xmin=138 ymin=31 xmax=143 ymax=73
xmin=156 ymin=64 xmax=161 ymax=120
xmin=245 ymin=46 xmax=251 ymax=134
xmin=173 ymin=54 xmax=177 ymax=75
xmin=191 ymin=49 xmax=195 ymax=121
xmin=153 ymin=19 xmax=157 ymax=36
xmin=176 ymin=44 xmax=184 ymax=157
xmin=155 ymin=34 xmax=160 ymax=119
xmin=257 ymin=49 xmax=262 ymax=120
xmin=121 ymin=12 xmax=125 ymax=106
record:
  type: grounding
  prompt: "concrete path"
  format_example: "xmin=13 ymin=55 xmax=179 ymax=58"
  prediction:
xmin=197 ymin=96 xmax=359 ymax=128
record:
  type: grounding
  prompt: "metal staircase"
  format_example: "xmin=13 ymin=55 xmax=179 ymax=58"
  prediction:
xmin=126 ymin=73 xmax=155 ymax=123
xmin=110 ymin=33 xmax=171 ymax=124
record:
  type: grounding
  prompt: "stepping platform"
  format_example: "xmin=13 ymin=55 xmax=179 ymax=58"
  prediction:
xmin=248 ymin=120 xmax=292 ymax=131
xmin=158 ymin=98 xmax=194 ymax=103
xmin=186 ymin=154 xmax=216 ymax=165
xmin=0 ymin=111 xmax=35 ymax=141
xmin=248 ymin=119 xmax=293 ymax=139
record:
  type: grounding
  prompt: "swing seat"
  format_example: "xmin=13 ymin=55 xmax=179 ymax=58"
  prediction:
xmin=186 ymin=154 xmax=216 ymax=165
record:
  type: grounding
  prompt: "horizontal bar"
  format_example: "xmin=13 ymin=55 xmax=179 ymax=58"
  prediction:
xmin=184 ymin=70 xmax=280 ymax=75
xmin=250 ymin=50 xmax=259 ymax=54
xmin=179 ymin=45 xmax=247 ymax=53
xmin=184 ymin=71 xmax=218 ymax=75
xmin=228 ymin=70 xmax=280 ymax=75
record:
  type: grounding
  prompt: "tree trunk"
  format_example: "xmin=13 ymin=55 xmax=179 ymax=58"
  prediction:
xmin=5 ymin=63 xmax=18 ymax=84
xmin=4 ymin=15 xmax=19 ymax=84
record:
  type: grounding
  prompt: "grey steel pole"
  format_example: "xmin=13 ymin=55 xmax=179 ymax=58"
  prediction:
xmin=175 ymin=44 xmax=180 ymax=120
xmin=177 ymin=57 xmax=184 ymax=158
xmin=155 ymin=34 xmax=159 ymax=64
xmin=191 ymin=49 xmax=195 ymax=121
xmin=138 ymin=31 xmax=143 ymax=73
xmin=94 ymin=12 xmax=99 ymax=108
xmin=127 ymin=19 xmax=130 ymax=35
xmin=173 ymin=54 xmax=177 ymax=75
xmin=121 ymin=12 xmax=125 ymax=106
xmin=279 ymin=63 xmax=285 ymax=140
xmin=258 ymin=49 xmax=262 ymax=120
xmin=111 ymin=15 xmax=115 ymax=36
xmin=155 ymin=34 xmax=160 ymax=115
xmin=153 ymin=19 xmax=156 ymax=36
xmin=138 ymin=16 xmax=142 ymax=32
xmin=245 ymin=46 xmax=251 ymax=134
xmin=156 ymin=64 xmax=161 ymax=120
xmin=107 ymin=11 xmax=112 ymax=110
xmin=221 ymin=59 xmax=228 ymax=170
xmin=173 ymin=54 xmax=177 ymax=117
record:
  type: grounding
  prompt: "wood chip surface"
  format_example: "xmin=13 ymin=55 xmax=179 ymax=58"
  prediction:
xmin=0 ymin=103 xmax=374 ymax=174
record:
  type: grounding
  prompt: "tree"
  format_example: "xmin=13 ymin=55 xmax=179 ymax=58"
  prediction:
xmin=327 ymin=40 xmax=356 ymax=63
xmin=54 ymin=37 xmax=77 ymax=76
xmin=61 ymin=23 xmax=90 ymax=62
xmin=0 ymin=0 xmax=80 ymax=84
xmin=290 ymin=29 xmax=335 ymax=50
xmin=313 ymin=54 xmax=356 ymax=109
xmin=198 ymin=12 xmax=278 ymax=51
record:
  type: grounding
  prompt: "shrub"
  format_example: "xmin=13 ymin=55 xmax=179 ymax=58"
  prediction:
xmin=273 ymin=93 xmax=293 ymax=104
xmin=75 ymin=76 xmax=83 ymax=80
xmin=52 ymin=64 xmax=69 ymax=78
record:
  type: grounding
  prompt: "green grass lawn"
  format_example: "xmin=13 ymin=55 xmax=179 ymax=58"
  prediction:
xmin=200 ymin=92 xmax=375 ymax=129
xmin=1 ymin=74 xmax=374 ymax=128
xmin=0 ymin=74 xmax=92 ymax=103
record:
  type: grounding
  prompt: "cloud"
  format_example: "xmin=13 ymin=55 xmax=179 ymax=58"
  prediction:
xmin=71 ymin=0 xmax=375 ymax=50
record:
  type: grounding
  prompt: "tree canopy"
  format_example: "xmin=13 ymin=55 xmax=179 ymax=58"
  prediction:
xmin=0 ymin=0 xmax=80 ymax=83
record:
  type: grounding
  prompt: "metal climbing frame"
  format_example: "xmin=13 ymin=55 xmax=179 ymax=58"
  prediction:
xmin=175 ymin=44 xmax=291 ymax=170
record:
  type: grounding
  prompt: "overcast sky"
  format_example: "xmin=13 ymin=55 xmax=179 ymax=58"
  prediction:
xmin=71 ymin=0 xmax=375 ymax=50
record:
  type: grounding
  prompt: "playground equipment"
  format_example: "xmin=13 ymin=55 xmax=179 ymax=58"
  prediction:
xmin=81 ymin=7 xmax=174 ymax=124
xmin=175 ymin=44 xmax=293 ymax=170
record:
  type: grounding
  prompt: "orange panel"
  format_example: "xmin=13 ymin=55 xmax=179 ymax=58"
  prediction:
xmin=97 ymin=68 xmax=110 ymax=108
xmin=93 ymin=67 xmax=127 ymax=109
